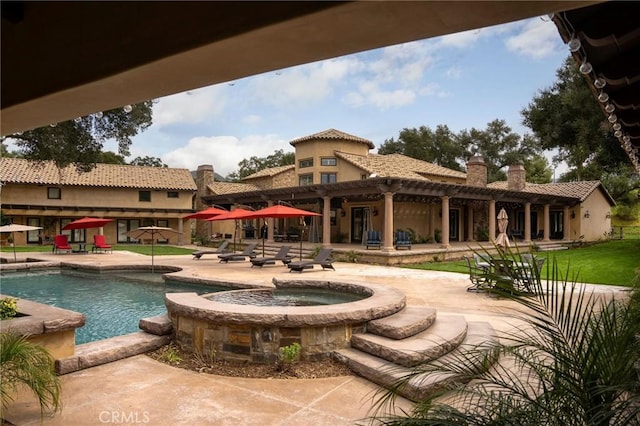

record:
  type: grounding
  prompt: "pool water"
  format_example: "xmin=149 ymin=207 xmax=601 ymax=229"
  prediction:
xmin=0 ymin=270 xmax=226 ymax=344
xmin=207 ymin=288 xmax=366 ymax=306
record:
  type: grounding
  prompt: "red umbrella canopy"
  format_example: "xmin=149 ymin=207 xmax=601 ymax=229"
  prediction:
xmin=247 ymin=205 xmax=321 ymax=219
xmin=206 ymin=208 xmax=255 ymax=221
xmin=62 ymin=217 xmax=113 ymax=230
xmin=183 ymin=207 xmax=228 ymax=220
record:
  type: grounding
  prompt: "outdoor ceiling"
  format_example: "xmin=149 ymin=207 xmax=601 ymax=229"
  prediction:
xmin=553 ymin=2 xmax=640 ymax=173
xmin=2 ymin=0 xmax=597 ymax=136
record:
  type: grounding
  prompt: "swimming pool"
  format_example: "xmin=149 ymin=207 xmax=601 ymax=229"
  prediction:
xmin=0 ymin=270 xmax=227 ymax=344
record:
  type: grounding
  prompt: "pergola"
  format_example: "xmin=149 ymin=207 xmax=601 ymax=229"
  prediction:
xmin=203 ymin=177 xmax=579 ymax=250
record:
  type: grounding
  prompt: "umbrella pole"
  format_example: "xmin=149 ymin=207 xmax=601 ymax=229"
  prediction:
xmin=151 ymin=235 xmax=155 ymax=273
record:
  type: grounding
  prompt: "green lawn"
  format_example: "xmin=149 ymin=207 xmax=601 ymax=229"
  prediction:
xmin=406 ymin=239 xmax=640 ymax=287
xmin=0 ymin=244 xmax=194 ymax=256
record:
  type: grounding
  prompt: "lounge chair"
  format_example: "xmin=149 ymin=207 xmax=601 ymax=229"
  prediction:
xmin=365 ymin=230 xmax=382 ymax=249
xmin=218 ymin=242 xmax=258 ymax=263
xmin=52 ymin=234 xmax=72 ymax=254
xmin=287 ymin=248 xmax=334 ymax=272
xmin=394 ymin=231 xmax=412 ymax=250
xmin=92 ymin=234 xmax=112 ymax=253
xmin=250 ymin=246 xmax=293 ymax=267
xmin=192 ymin=240 xmax=231 ymax=260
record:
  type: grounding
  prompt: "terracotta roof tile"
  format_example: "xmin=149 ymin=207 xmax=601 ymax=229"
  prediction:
xmin=208 ymin=181 xmax=261 ymax=195
xmin=335 ymin=152 xmax=466 ymax=180
xmin=242 ymin=164 xmax=295 ymax=180
xmin=0 ymin=158 xmax=196 ymax=190
xmin=487 ymin=180 xmax=609 ymax=202
xmin=289 ymin=128 xmax=375 ymax=149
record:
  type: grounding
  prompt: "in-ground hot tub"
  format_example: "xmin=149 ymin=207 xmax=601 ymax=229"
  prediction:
xmin=165 ymin=278 xmax=406 ymax=363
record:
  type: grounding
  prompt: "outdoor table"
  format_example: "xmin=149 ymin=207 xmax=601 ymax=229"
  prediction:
xmin=73 ymin=243 xmax=88 ymax=253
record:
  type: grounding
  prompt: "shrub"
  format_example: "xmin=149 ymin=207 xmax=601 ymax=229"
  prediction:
xmin=0 ymin=297 xmax=17 ymax=320
xmin=276 ymin=342 xmax=301 ymax=372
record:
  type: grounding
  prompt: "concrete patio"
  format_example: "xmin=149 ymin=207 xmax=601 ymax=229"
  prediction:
xmin=1 ymin=248 xmax=627 ymax=425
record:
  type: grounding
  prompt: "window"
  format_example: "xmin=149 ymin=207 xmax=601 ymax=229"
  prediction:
xmin=167 ymin=191 xmax=179 ymax=198
xmin=361 ymin=174 xmax=368 ymax=180
xmin=47 ymin=187 xmax=61 ymax=199
xmin=299 ymin=158 xmax=313 ymax=168
xmin=299 ymin=174 xmax=313 ymax=186
xmin=321 ymin=157 xmax=337 ymax=166
xmin=321 ymin=173 xmax=337 ymax=184
xmin=139 ymin=191 xmax=151 ymax=202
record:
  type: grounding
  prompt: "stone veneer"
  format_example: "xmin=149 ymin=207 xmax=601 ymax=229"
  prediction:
xmin=507 ymin=164 xmax=526 ymax=191
xmin=165 ymin=279 xmax=406 ymax=363
xmin=465 ymin=155 xmax=487 ymax=187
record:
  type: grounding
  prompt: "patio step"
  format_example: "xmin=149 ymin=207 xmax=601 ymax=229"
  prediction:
xmin=55 ymin=331 xmax=171 ymax=374
xmin=367 ymin=306 xmax=436 ymax=339
xmin=538 ymin=244 xmax=568 ymax=252
xmin=351 ymin=313 xmax=468 ymax=367
xmin=334 ymin=321 xmax=498 ymax=402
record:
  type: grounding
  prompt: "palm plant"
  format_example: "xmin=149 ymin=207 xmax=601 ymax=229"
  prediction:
xmin=369 ymin=254 xmax=640 ymax=425
xmin=0 ymin=332 xmax=62 ymax=419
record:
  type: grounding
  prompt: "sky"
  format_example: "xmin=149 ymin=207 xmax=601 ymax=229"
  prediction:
xmin=103 ymin=15 xmax=569 ymax=178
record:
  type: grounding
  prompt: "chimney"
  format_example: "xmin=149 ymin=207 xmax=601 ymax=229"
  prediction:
xmin=507 ymin=164 xmax=526 ymax=191
xmin=466 ymin=155 xmax=487 ymax=187
xmin=195 ymin=164 xmax=214 ymax=207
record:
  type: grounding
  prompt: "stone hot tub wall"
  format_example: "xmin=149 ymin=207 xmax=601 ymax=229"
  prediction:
xmin=165 ymin=279 xmax=406 ymax=363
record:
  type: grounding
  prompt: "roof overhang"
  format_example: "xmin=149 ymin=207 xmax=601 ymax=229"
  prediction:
xmin=202 ymin=178 xmax=580 ymax=207
xmin=553 ymin=2 xmax=640 ymax=172
xmin=2 ymin=1 xmax=597 ymax=135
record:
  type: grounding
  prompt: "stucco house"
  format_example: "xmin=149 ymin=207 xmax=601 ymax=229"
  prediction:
xmin=0 ymin=158 xmax=196 ymax=247
xmin=199 ymin=129 xmax=615 ymax=249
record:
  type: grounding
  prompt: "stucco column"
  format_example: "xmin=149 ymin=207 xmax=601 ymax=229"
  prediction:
xmin=543 ymin=204 xmax=551 ymax=241
xmin=382 ymin=192 xmax=395 ymax=251
xmin=177 ymin=218 xmax=184 ymax=245
xmin=266 ymin=200 xmax=274 ymax=242
xmin=563 ymin=205 xmax=571 ymax=241
xmin=322 ymin=195 xmax=331 ymax=247
xmin=466 ymin=205 xmax=474 ymax=242
xmin=489 ymin=200 xmax=496 ymax=243
xmin=440 ymin=196 xmax=450 ymax=248
xmin=524 ymin=202 xmax=531 ymax=243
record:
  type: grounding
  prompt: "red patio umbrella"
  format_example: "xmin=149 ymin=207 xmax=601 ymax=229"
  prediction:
xmin=62 ymin=217 xmax=113 ymax=230
xmin=206 ymin=208 xmax=255 ymax=251
xmin=182 ymin=207 xmax=227 ymax=220
xmin=247 ymin=205 xmax=321 ymax=259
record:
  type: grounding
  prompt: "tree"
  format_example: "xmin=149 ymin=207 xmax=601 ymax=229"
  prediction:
xmin=98 ymin=151 xmax=126 ymax=164
xmin=380 ymin=121 xmax=548 ymax=183
xmin=522 ymin=57 xmax=621 ymax=180
xmin=523 ymin=154 xmax=553 ymax=184
xmin=378 ymin=125 xmax=465 ymax=171
xmin=5 ymin=101 xmax=153 ymax=172
xmin=226 ymin=149 xmax=295 ymax=181
xmin=130 ymin=156 xmax=167 ymax=167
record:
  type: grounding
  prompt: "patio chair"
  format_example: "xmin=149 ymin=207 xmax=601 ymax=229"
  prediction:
xmin=218 ymin=242 xmax=258 ymax=263
xmin=287 ymin=248 xmax=335 ymax=272
xmin=91 ymin=234 xmax=112 ymax=253
xmin=365 ymin=230 xmax=382 ymax=249
xmin=192 ymin=240 xmax=231 ymax=260
xmin=53 ymin=234 xmax=72 ymax=254
xmin=250 ymin=245 xmax=293 ymax=267
xmin=463 ymin=255 xmax=491 ymax=292
xmin=394 ymin=231 xmax=412 ymax=250
xmin=473 ymin=253 xmax=491 ymax=272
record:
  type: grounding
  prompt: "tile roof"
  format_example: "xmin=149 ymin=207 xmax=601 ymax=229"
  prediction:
xmin=242 ymin=164 xmax=295 ymax=180
xmin=0 ymin=158 xmax=196 ymax=190
xmin=487 ymin=180 xmax=613 ymax=203
xmin=335 ymin=152 xmax=467 ymax=180
xmin=289 ymin=128 xmax=375 ymax=149
xmin=208 ymin=181 xmax=261 ymax=195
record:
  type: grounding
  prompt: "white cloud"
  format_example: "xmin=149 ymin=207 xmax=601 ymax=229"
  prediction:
xmin=153 ymin=86 xmax=227 ymax=127
xmin=445 ymin=66 xmax=462 ymax=79
xmin=161 ymin=134 xmax=288 ymax=176
xmin=505 ymin=18 xmax=561 ymax=59
xmin=439 ymin=28 xmax=485 ymax=48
